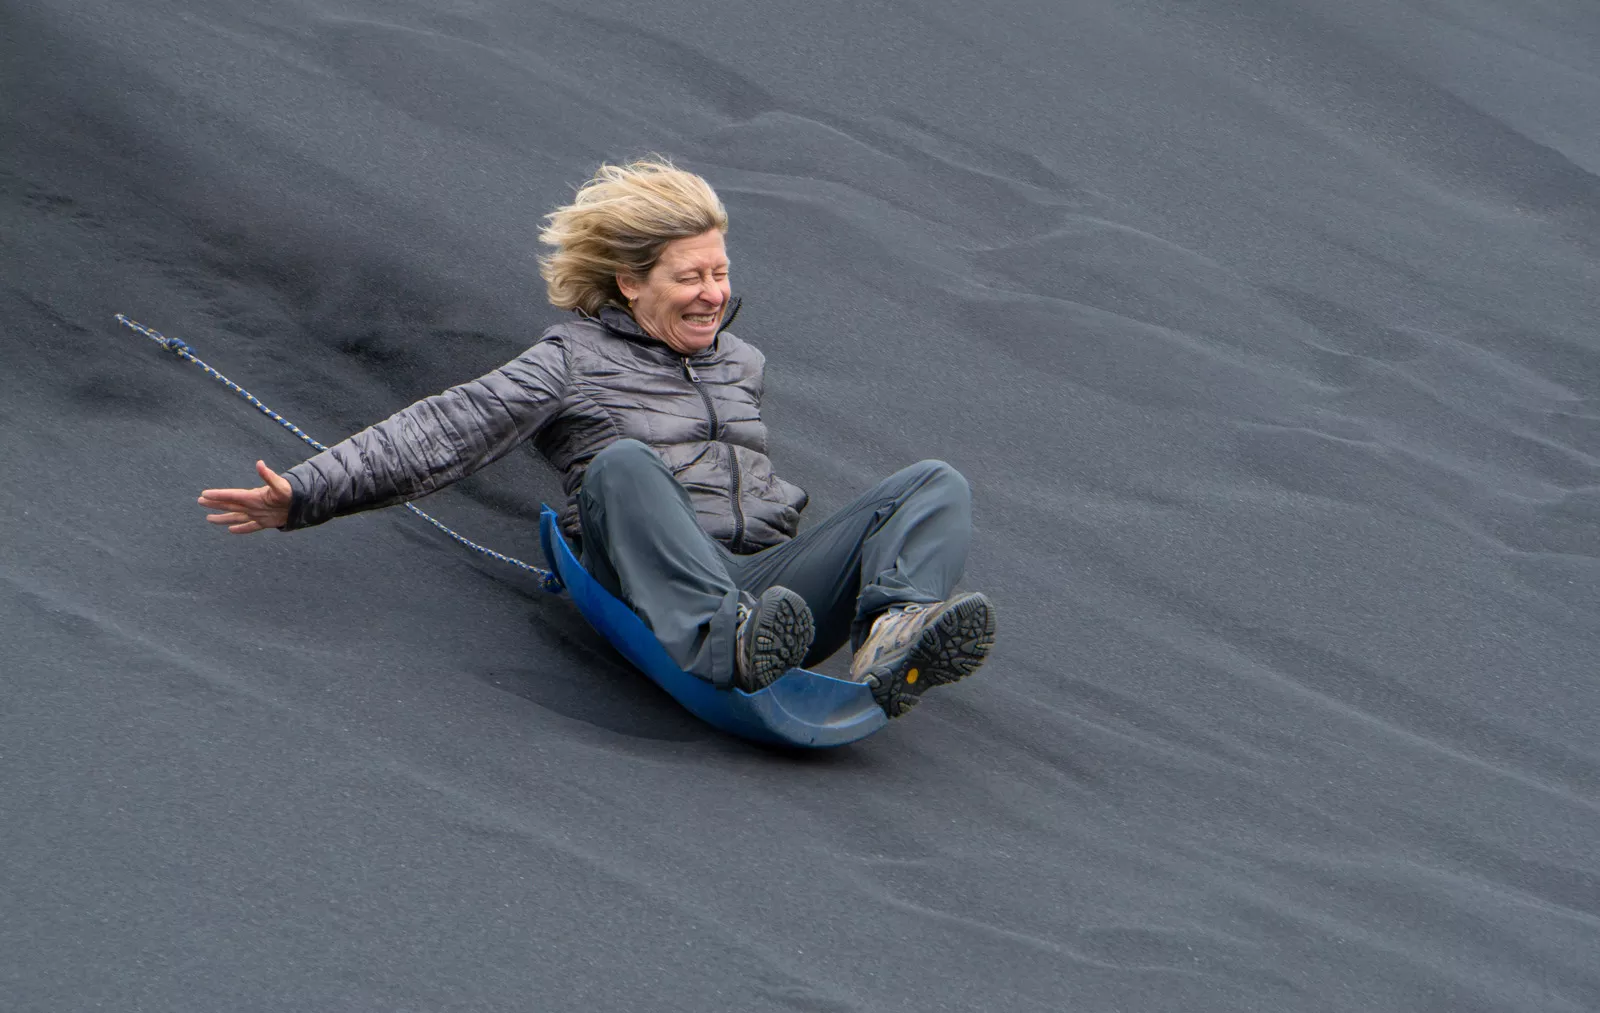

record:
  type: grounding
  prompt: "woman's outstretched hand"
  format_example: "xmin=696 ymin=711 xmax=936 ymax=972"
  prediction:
xmin=199 ymin=460 xmax=293 ymax=534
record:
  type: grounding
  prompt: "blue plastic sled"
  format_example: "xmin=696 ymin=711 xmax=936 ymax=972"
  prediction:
xmin=538 ymin=506 xmax=887 ymax=748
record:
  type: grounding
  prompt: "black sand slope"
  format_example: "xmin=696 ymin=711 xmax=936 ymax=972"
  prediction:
xmin=5 ymin=1 xmax=1599 ymax=1009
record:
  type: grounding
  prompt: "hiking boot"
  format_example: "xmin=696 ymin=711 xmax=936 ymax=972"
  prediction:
xmin=852 ymin=592 xmax=995 ymax=717
xmin=734 ymin=586 xmax=816 ymax=692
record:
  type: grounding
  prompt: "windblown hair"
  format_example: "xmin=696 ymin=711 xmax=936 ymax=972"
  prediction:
xmin=538 ymin=158 xmax=729 ymax=315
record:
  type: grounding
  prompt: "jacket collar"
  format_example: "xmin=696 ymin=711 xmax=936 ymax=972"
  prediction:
xmin=593 ymin=297 xmax=743 ymax=352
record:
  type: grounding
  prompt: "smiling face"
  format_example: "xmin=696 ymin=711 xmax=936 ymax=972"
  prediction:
xmin=616 ymin=230 xmax=731 ymax=354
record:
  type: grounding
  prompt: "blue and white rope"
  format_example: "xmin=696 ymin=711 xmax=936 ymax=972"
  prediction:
xmin=116 ymin=313 xmax=563 ymax=593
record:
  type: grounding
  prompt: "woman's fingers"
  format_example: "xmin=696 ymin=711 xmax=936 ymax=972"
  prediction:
xmin=199 ymin=465 xmax=293 ymax=535
xmin=199 ymin=493 xmax=251 ymax=511
xmin=257 ymin=460 xmax=292 ymax=503
xmin=204 ymin=509 xmax=269 ymax=533
xmin=204 ymin=510 xmax=269 ymax=533
xmin=199 ymin=486 xmax=261 ymax=504
xmin=199 ymin=484 xmax=279 ymax=509
xmin=200 ymin=467 xmax=290 ymax=507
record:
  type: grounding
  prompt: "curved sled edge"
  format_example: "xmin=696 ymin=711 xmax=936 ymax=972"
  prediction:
xmin=538 ymin=506 xmax=887 ymax=748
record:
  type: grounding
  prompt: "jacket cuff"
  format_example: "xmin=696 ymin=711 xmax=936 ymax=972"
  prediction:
xmin=280 ymin=468 xmax=313 ymax=531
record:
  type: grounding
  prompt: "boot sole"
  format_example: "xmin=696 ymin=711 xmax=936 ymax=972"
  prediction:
xmin=864 ymin=592 xmax=996 ymax=718
xmin=738 ymin=587 xmax=816 ymax=692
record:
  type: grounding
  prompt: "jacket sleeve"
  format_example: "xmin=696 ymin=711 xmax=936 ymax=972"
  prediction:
xmin=280 ymin=335 xmax=567 ymax=530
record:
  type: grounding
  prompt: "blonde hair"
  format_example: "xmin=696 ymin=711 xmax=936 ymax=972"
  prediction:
xmin=538 ymin=158 xmax=729 ymax=315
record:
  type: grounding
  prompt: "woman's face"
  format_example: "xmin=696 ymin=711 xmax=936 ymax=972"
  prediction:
xmin=617 ymin=230 xmax=731 ymax=354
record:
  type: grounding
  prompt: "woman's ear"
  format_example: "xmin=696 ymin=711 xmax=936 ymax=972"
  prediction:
xmin=615 ymin=273 xmax=641 ymax=303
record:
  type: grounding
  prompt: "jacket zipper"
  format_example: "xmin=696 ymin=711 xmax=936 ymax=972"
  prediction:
xmin=684 ymin=358 xmax=746 ymax=550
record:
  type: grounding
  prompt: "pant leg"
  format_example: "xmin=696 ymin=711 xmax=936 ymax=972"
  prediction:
xmin=577 ymin=439 xmax=742 ymax=687
xmin=732 ymin=459 xmax=972 ymax=665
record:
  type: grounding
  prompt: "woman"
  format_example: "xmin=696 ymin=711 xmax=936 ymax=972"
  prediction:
xmin=199 ymin=160 xmax=995 ymax=717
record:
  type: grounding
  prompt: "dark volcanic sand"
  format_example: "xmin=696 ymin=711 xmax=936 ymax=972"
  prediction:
xmin=4 ymin=2 xmax=1599 ymax=1010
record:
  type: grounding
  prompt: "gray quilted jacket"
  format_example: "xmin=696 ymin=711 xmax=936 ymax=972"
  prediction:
xmin=281 ymin=304 xmax=809 ymax=552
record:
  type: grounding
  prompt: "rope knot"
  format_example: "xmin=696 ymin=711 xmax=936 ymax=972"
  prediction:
xmin=161 ymin=337 xmax=190 ymax=354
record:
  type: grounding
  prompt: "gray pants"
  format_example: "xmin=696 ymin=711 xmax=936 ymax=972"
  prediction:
xmin=577 ymin=439 xmax=972 ymax=687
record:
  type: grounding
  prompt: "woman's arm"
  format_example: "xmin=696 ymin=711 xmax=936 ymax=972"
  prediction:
xmin=199 ymin=336 xmax=568 ymax=534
